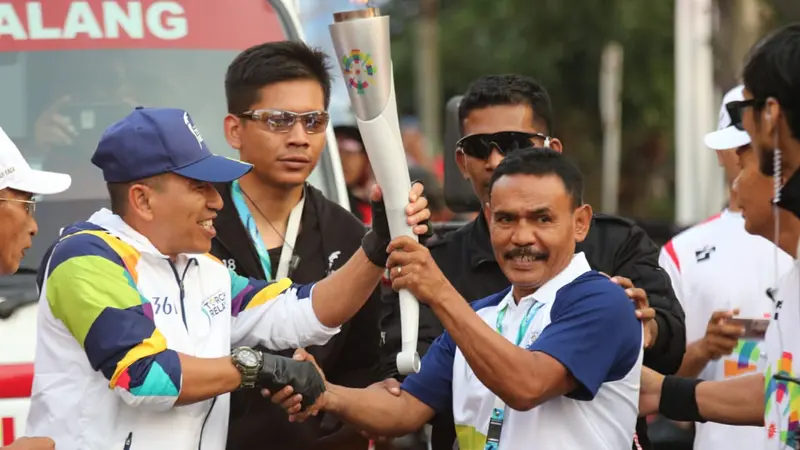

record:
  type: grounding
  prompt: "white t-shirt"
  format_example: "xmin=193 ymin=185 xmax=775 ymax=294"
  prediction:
xmin=658 ymin=209 xmax=793 ymax=450
xmin=764 ymin=252 xmax=800 ymax=450
xmin=401 ymin=253 xmax=644 ymax=450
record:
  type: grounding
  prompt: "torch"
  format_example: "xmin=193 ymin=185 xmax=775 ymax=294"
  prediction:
xmin=330 ymin=7 xmax=421 ymax=375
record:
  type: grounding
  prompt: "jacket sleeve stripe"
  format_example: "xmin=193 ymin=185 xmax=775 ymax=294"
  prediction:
xmin=47 ymin=255 xmax=147 ymax=346
xmin=110 ymin=329 xmax=175 ymax=389
xmin=244 ymin=278 xmax=294 ymax=311
xmin=229 ymin=269 xmax=253 ymax=317
xmin=115 ymin=347 xmax=181 ymax=397
xmin=54 ymin=230 xmax=143 ymax=283
xmin=663 ymin=240 xmax=681 ymax=273
xmin=45 ymin=232 xmax=183 ymax=404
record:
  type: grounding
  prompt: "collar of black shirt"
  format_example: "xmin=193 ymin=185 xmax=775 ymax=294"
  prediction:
xmin=468 ymin=211 xmax=497 ymax=268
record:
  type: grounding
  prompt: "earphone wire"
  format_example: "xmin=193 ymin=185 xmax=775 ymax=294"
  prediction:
xmin=771 ymin=134 xmax=786 ymax=449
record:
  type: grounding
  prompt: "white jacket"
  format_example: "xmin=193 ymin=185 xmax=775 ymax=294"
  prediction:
xmin=25 ymin=209 xmax=340 ymax=450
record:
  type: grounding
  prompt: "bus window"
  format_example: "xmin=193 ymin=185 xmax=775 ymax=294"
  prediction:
xmin=0 ymin=0 xmax=335 ymax=269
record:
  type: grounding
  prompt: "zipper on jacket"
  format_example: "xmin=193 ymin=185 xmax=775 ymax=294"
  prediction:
xmin=168 ymin=258 xmax=197 ymax=330
xmin=123 ymin=432 xmax=132 ymax=450
xmin=198 ymin=396 xmax=217 ymax=450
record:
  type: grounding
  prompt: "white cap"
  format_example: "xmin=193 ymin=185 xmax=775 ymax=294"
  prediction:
xmin=704 ymin=84 xmax=752 ymax=150
xmin=0 ymin=127 xmax=71 ymax=195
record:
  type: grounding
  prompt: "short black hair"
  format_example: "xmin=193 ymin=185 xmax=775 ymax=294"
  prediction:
xmin=458 ymin=74 xmax=555 ymax=135
xmin=106 ymin=177 xmax=163 ymax=217
xmin=489 ymin=148 xmax=584 ymax=208
xmin=743 ymin=23 xmax=800 ymax=139
xmin=225 ymin=41 xmax=333 ymax=114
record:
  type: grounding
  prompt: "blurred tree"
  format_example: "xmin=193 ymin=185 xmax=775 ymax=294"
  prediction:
xmin=387 ymin=0 xmax=676 ymax=219
xmin=762 ymin=0 xmax=800 ymax=28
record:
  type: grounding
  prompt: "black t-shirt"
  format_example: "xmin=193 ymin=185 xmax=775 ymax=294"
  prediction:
xmin=210 ymin=183 xmax=382 ymax=450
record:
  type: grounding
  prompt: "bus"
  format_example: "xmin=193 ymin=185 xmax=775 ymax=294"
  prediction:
xmin=0 ymin=0 xmax=350 ymax=444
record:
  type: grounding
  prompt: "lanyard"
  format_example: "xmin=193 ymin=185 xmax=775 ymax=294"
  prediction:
xmin=230 ymin=180 xmax=305 ymax=281
xmin=484 ymin=300 xmax=544 ymax=450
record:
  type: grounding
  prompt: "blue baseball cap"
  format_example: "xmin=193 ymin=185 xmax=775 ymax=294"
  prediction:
xmin=91 ymin=107 xmax=252 ymax=183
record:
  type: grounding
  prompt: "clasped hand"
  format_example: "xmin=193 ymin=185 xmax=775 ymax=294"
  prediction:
xmin=263 ymin=349 xmax=328 ymax=423
xmin=386 ymin=236 xmax=453 ymax=305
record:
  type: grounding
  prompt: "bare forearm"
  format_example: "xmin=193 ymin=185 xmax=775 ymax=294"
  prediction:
xmin=675 ymin=340 xmax=711 ymax=378
xmin=430 ymin=290 xmax=541 ymax=410
xmin=325 ymin=384 xmax=433 ymax=436
xmin=696 ymin=374 xmax=764 ymax=425
xmin=312 ymin=249 xmax=384 ymax=327
xmin=175 ymin=354 xmax=241 ymax=406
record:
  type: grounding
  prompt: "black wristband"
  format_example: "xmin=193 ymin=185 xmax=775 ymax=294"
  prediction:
xmin=659 ymin=376 xmax=707 ymax=423
xmin=361 ymin=229 xmax=389 ymax=267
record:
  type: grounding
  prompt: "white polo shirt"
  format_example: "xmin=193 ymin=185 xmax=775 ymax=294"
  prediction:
xmin=401 ymin=253 xmax=644 ymax=450
xmin=659 ymin=210 xmax=793 ymax=450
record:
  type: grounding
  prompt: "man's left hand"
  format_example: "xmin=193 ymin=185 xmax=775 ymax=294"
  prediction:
xmin=386 ymin=236 xmax=452 ymax=305
xmin=609 ymin=275 xmax=658 ymax=348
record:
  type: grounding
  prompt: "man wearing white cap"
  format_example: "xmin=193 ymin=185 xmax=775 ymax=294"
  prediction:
xmin=0 ymin=127 xmax=71 ymax=275
xmin=656 ymin=85 xmax=793 ymax=450
xmin=0 ymin=127 xmax=70 ymax=449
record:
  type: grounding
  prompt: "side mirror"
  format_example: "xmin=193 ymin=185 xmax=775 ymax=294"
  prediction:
xmin=443 ymin=95 xmax=481 ymax=212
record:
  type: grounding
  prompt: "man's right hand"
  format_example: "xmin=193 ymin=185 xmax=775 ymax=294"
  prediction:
xmin=699 ymin=309 xmax=745 ymax=360
xmin=5 ymin=437 xmax=55 ymax=450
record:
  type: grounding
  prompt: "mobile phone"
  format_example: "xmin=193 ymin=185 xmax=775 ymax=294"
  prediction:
xmin=728 ymin=317 xmax=770 ymax=340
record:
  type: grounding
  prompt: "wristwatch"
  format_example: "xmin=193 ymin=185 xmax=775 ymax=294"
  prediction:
xmin=231 ymin=346 xmax=263 ymax=389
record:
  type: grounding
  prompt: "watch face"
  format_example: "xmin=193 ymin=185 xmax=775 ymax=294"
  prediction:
xmin=236 ymin=349 xmax=258 ymax=367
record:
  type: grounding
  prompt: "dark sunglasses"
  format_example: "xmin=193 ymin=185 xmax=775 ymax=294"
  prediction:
xmin=238 ymin=109 xmax=330 ymax=134
xmin=456 ymin=131 xmax=551 ymax=160
xmin=726 ymin=98 xmax=761 ymax=131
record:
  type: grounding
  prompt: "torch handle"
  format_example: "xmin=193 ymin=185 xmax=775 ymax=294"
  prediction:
xmin=396 ymin=289 xmax=422 ymax=374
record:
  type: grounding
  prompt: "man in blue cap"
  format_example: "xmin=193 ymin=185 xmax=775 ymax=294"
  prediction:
xmin=22 ymin=107 xmax=432 ymax=450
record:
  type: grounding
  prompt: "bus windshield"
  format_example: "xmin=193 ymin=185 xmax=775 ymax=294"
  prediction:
xmin=0 ymin=0 xmax=339 ymax=268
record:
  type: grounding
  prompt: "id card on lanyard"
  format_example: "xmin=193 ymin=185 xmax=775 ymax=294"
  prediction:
xmin=231 ymin=180 xmax=305 ymax=280
xmin=483 ymin=300 xmax=545 ymax=450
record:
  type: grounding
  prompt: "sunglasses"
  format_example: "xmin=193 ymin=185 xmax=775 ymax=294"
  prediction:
xmin=0 ymin=197 xmax=36 ymax=215
xmin=726 ymin=98 xmax=761 ymax=131
xmin=456 ymin=131 xmax=551 ymax=160
xmin=238 ymin=109 xmax=330 ymax=134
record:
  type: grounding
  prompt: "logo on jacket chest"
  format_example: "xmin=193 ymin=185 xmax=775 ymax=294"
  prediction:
xmin=695 ymin=245 xmax=716 ymax=262
xmin=202 ymin=291 xmax=228 ymax=319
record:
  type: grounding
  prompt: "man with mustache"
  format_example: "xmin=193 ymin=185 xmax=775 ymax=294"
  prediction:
xmin=274 ymin=148 xmax=645 ymax=450
xmin=378 ymin=74 xmax=685 ymax=450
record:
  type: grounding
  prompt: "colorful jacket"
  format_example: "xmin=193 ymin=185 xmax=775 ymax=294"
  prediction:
xmin=24 ymin=208 xmax=339 ymax=450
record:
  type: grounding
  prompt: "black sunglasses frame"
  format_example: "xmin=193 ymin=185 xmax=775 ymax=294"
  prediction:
xmin=726 ymin=98 xmax=763 ymax=131
xmin=456 ymin=131 xmax=551 ymax=160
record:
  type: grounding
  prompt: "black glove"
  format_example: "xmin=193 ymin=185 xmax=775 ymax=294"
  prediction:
xmin=361 ymin=180 xmax=433 ymax=267
xmin=258 ymin=353 xmax=326 ymax=411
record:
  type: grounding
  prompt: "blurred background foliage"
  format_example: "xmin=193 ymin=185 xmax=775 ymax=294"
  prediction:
xmin=384 ymin=0 xmax=796 ymax=220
